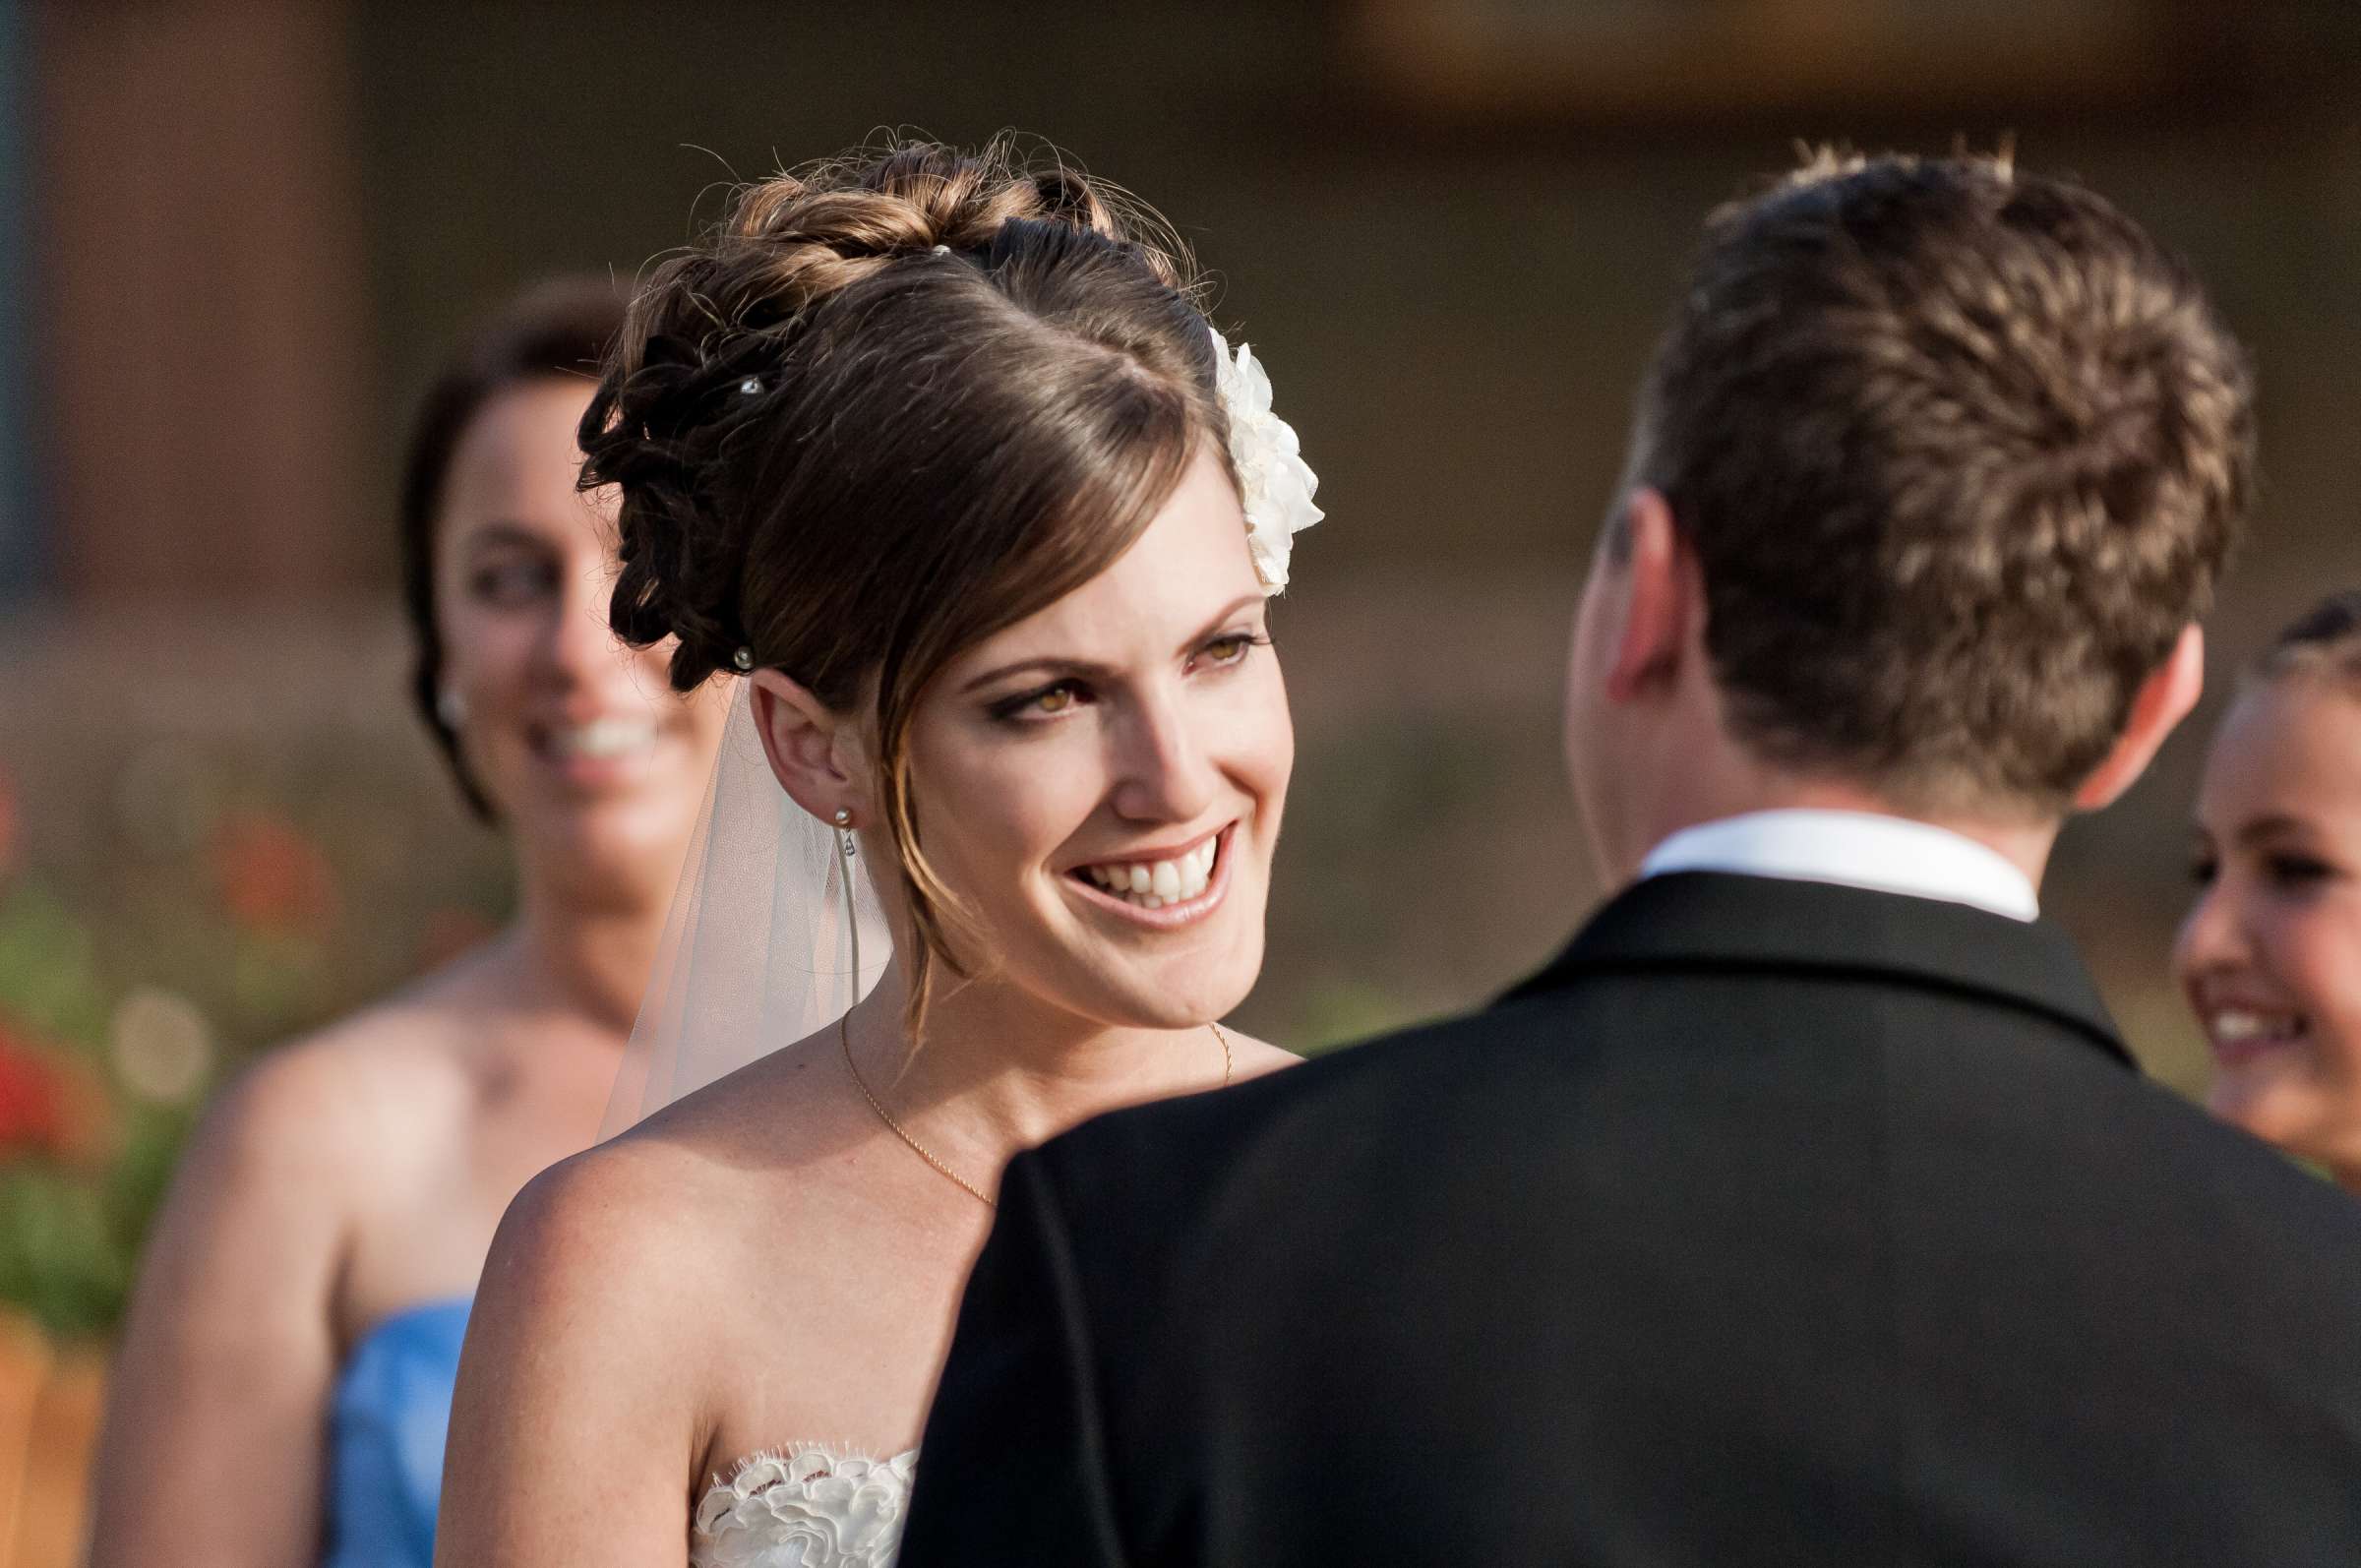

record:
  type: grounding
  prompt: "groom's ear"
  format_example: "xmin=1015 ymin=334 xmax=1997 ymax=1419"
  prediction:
xmin=2073 ymin=623 xmax=2206 ymax=812
xmin=1604 ymin=487 xmax=1695 ymax=704
xmin=748 ymin=670 xmax=866 ymax=822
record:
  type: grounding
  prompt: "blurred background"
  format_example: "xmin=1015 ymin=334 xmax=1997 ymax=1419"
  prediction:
xmin=3 ymin=0 xmax=2360 ymax=1557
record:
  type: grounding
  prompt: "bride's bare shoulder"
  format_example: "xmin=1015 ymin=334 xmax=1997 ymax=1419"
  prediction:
xmin=470 ymin=1137 xmax=708 ymax=1335
xmin=620 ymin=1028 xmax=848 ymax=1152
xmin=442 ymin=1108 xmax=778 ymax=1508
xmin=478 ymin=1033 xmax=852 ymax=1302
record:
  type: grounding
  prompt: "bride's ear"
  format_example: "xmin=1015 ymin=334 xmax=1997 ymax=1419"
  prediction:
xmin=747 ymin=670 xmax=868 ymax=824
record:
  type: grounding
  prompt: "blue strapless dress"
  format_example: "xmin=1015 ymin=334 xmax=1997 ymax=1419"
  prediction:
xmin=323 ymin=1297 xmax=471 ymax=1568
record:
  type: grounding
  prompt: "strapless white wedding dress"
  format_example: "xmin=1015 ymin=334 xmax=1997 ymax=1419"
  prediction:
xmin=691 ymin=1447 xmax=921 ymax=1567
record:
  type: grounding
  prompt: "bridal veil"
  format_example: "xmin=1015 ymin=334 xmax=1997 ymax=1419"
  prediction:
xmin=598 ymin=690 xmax=888 ymax=1136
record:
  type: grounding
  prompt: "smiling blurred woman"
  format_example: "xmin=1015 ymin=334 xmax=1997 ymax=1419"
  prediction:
xmin=433 ymin=140 xmax=1319 ymax=1568
xmin=2178 ymin=592 xmax=2361 ymax=1190
xmin=88 ymin=279 xmax=731 ymax=1568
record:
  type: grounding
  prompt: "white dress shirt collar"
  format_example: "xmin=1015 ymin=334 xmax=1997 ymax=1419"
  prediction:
xmin=1637 ymin=809 xmax=2039 ymax=923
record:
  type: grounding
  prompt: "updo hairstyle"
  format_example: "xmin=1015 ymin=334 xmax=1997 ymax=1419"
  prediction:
xmin=580 ymin=139 xmax=1229 ymax=1018
xmin=399 ymin=275 xmax=629 ymax=820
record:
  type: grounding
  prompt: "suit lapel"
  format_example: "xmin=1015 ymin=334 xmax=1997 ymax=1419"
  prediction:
xmin=1503 ymin=872 xmax=2134 ymax=1069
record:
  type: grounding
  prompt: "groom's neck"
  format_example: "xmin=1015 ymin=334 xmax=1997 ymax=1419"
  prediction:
xmin=1619 ymin=769 xmax=2063 ymax=899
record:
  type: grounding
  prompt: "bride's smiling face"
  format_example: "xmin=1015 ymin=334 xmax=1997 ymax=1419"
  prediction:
xmin=903 ymin=445 xmax=1293 ymax=1029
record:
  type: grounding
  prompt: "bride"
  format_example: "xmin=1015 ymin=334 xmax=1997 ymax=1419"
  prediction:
xmin=434 ymin=140 xmax=1321 ymax=1566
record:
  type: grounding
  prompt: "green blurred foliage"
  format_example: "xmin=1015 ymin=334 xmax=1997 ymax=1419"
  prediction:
xmin=0 ymin=736 xmax=509 ymax=1342
xmin=0 ymin=885 xmax=107 ymax=1050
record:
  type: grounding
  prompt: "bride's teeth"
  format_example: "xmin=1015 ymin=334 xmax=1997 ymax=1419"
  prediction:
xmin=1077 ymin=839 xmax=1224 ymax=911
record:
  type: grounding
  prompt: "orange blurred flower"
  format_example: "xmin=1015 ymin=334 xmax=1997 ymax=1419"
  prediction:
xmin=212 ymin=810 xmax=339 ymax=935
xmin=0 ymin=1040 xmax=62 ymax=1155
xmin=0 ymin=1018 xmax=113 ymax=1167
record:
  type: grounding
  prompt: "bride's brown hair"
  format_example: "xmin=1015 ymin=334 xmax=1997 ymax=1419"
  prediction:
xmin=580 ymin=137 xmax=1228 ymax=1023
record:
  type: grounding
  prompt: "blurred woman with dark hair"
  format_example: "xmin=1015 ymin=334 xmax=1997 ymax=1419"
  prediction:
xmin=87 ymin=278 xmax=731 ymax=1568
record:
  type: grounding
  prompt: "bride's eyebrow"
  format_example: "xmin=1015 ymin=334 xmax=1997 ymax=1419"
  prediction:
xmin=961 ymin=654 xmax=1117 ymax=694
xmin=958 ymin=593 xmax=1266 ymax=694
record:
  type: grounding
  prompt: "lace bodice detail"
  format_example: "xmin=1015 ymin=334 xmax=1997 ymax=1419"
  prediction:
xmin=691 ymin=1447 xmax=920 ymax=1568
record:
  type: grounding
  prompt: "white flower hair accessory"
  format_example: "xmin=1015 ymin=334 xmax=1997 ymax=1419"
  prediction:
xmin=1209 ymin=328 xmax=1322 ymax=594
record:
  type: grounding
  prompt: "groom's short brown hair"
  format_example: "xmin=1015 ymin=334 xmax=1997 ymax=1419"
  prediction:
xmin=1629 ymin=151 xmax=2254 ymax=816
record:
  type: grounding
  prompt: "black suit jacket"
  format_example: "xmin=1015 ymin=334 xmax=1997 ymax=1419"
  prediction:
xmin=902 ymin=874 xmax=2361 ymax=1566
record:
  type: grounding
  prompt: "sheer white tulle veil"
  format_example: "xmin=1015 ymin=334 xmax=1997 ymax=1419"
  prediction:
xmin=599 ymin=688 xmax=889 ymax=1137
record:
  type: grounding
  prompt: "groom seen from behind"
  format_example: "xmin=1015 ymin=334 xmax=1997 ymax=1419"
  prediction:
xmin=902 ymin=154 xmax=2361 ymax=1565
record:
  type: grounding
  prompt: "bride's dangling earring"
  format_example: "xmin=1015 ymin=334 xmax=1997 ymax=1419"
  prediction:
xmin=833 ymin=808 xmax=860 ymax=980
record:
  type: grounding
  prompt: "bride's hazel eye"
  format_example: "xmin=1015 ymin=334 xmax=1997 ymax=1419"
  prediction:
xmin=992 ymin=680 xmax=1087 ymax=723
xmin=1192 ymin=632 xmax=1269 ymax=672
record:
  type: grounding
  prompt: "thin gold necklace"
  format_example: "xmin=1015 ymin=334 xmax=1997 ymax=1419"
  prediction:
xmin=838 ymin=1014 xmax=1235 ymax=1209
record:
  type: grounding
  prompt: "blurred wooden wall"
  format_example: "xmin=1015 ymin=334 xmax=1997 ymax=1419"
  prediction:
xmin=33 ymin=0 xmax=368 ymax=602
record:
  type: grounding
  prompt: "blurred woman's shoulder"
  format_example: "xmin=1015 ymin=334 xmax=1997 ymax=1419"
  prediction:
xmin=230 ymin=940 xmax=512 ymax=1143
xmin=122 ymin=959 xmax=505 ymax=1359
xmin=178 ymin=937 xmax=544 ymax=1274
